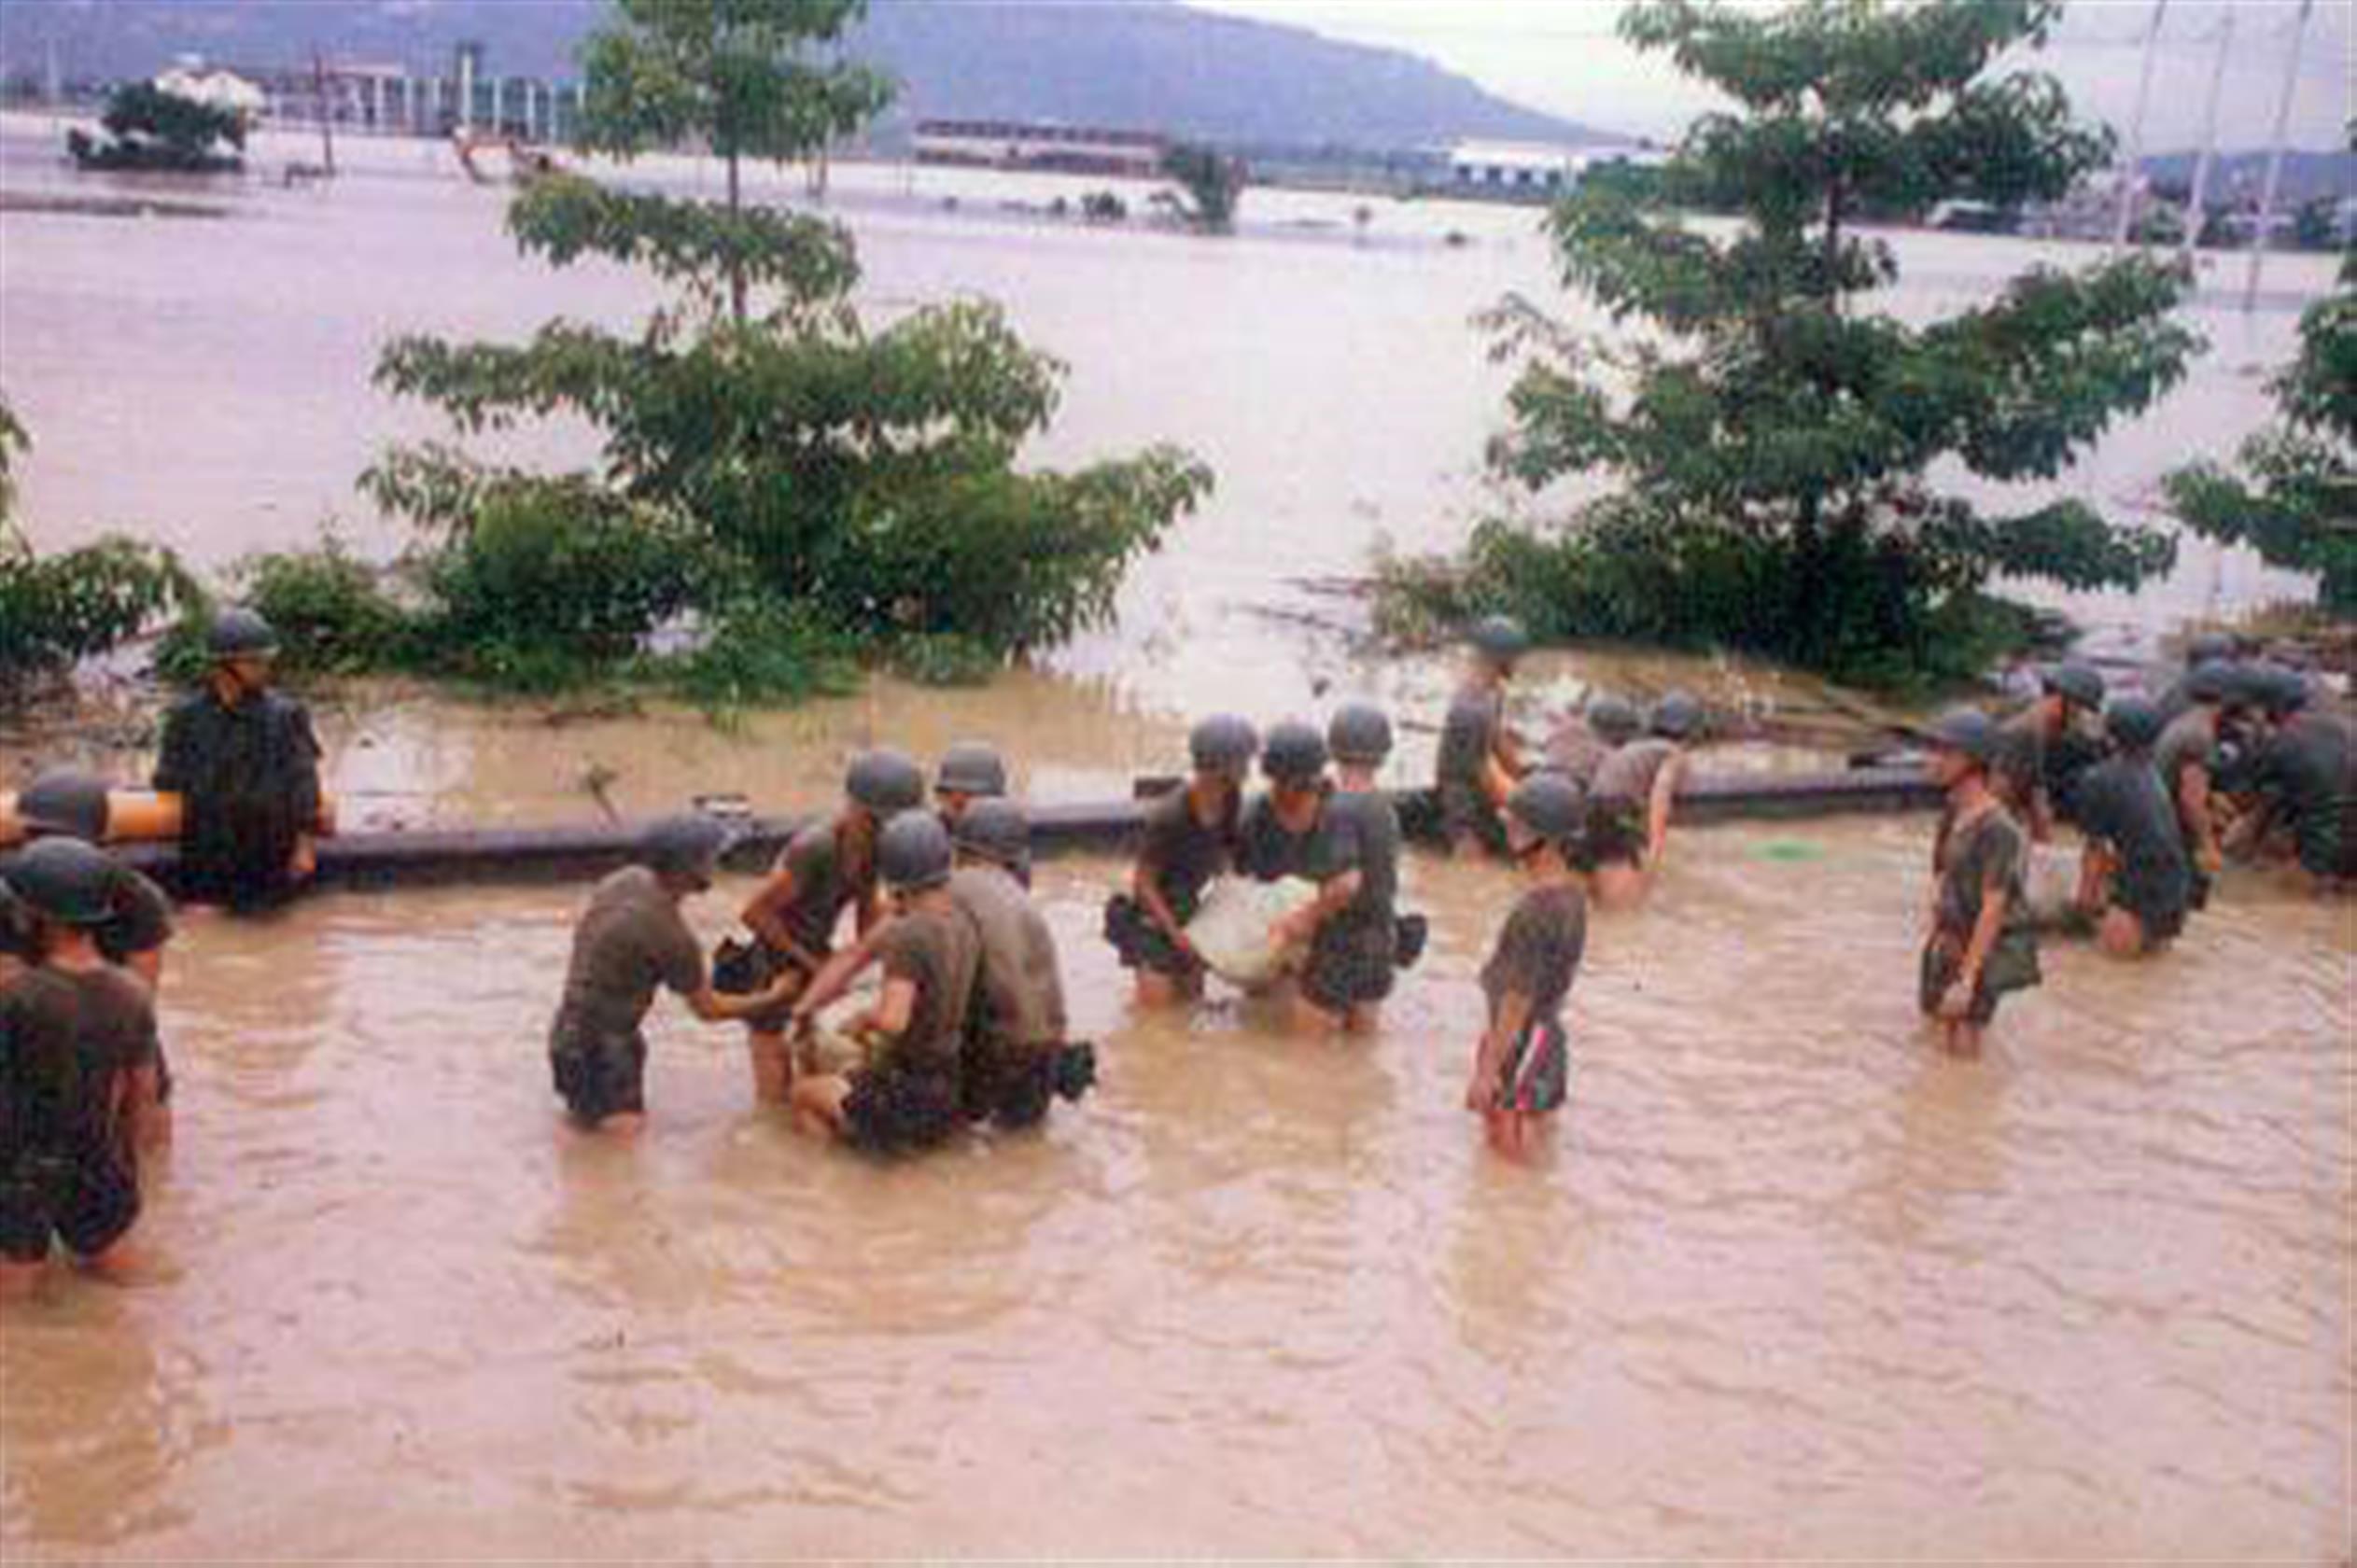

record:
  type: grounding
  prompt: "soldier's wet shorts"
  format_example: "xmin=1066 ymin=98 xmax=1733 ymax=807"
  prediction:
xmin=1302 ymin=918 xmax=1395 ymax=1013
xmin=549 ymin=1025 xmax=648 ymax=1125
xmin=966 ymin=1042 xmax=1097 ymax=1131
xmin=0 ymin=1147 xmax=140 ymax=1265
xmin=1490 ymin=1016 xmax=1568 ymax=1114
xmin=1917 ymin=931 xmax=2039 ymax=1026
xmin=1102 ymin=894 xmax=1201 ymax=980
xmin=841 ymin=1066 xmax=965 ymax=1155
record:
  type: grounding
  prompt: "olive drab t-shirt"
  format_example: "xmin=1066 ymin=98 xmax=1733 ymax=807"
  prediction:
xmin=1138 ymin=786 xmax=1237 ymax=923
xmin=1991 ymin=709 xmax=2047 ymax=815
xmin=1437 ymin=683 xmax=1504 ymax=808
xmin=1931 ymin=805 xmax=2032 ymax=943
xmin=1540 ymin=719 xmax=1614 ymax=790
xmin=873 ymin=904 xmax=980 ymax=1083
xmin=1237 ymin=791 xmax=1330 ymax=883
xmin=0 ymin=861 xmax=173 ymax=972
xmin=2246 ymin=711 xmax=2357 ymax=875
xmin=1592 ymin=738 xmax=1677 ymax=805
xmin=772 ymin=820 xmax=870 ymax=957
xmin=948 ymin=866 xmax=1067 ymax=1050
xmin=2154 ymin=708 xmax=2218 ymax=803
xmin=152 ymin=687 xmax=324 ymax=905
xmin=551 ymin=867 xmax=705 ymax=1044
xmin=1315 ymin=788 xmax=1400 ymax=931
xmin=1480 ymin=883 xmax=1587 ymax=1026
xmin=2071 ymin=756 xmax=2193 ymax=918
xmin=0 ymin=965 xmax=159 ymax=1161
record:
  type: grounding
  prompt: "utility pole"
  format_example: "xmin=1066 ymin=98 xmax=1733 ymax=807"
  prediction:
xmin=2243 ymin=0 xmax=2316 ymax=313
xmin=313 ymin=50 xmax=337 ymax=176
xmin=2180 ymin=9 xmax=2235 ymax=271
xmin=2111 ymin=0 xmax=2168 ymax=253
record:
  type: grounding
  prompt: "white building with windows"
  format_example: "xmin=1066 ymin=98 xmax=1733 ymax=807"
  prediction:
xmin=1447 ymin=141 xmax=1665 ymax=199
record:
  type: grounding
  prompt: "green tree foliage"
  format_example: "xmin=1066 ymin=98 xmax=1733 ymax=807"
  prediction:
xmin=360 ymin=0 xmax=1209 ymax=692
xmin=1156 ymin=143 xmax=1246 ymax=233
xmin=2165 ymin=246 xmax=2357 ymax=612
xmin=66 ymin=81 xmax=246 ymax=172
xmin=1410 ymin=0 xmax=2200 ymax=682
xmin=575 ymin=0 xmax=891 ymax=324
xmin=0 ymin=394 xmax=194 ymax=694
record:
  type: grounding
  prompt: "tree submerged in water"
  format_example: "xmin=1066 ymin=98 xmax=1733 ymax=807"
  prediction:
xmin=1383 ymin=0 xmax=2201 ymax=685
xmin=1156 ymin=143 xmax=1246 ymax=234
xmin=67 ymin=82 xmax=246 ymax=173
xmin=2165 ymin=196 xmax=2356 ymax=613
xmin=360 ymin=0 xmax=1210 ymax=696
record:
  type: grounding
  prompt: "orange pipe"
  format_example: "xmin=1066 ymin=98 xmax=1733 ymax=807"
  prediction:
xmin=0 ymin=791 xmax=334 ymax=847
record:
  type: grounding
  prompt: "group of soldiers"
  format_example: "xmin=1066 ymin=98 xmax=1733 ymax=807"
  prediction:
xmin=0 ymin=606 xmax=2350 ymax=1291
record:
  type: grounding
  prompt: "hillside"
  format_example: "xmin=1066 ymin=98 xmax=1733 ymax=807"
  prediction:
xmin=0 ymin=0 xmax=1609 ymax=152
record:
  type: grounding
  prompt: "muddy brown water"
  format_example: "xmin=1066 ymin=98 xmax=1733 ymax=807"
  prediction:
xmin=3 ymin=114 xmax=2354 ymax=1558
xmin=1 ymin=811 xmax=2349 ymax=1558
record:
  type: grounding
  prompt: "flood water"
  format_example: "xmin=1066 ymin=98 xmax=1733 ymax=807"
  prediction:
xmin=0 ymin=817 xmax=2349 ymax=1558
xmin=3 ymin=112 xmax=2354 ymax=1559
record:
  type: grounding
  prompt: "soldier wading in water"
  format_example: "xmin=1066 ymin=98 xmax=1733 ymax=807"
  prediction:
xmin=1435 ymin=615 xmax=1531 ymax=860
xmin=1466 ymin=774 xmax=1590 ymax=1159
xmin=1920 ymin=710 xmax=2041 ymax=1059
xmin=1103 ymin=715 xmax=1256 ymax=1008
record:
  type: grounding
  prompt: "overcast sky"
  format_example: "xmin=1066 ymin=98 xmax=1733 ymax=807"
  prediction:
xmin=1189 ymin=0 xmax=2355 ymax=151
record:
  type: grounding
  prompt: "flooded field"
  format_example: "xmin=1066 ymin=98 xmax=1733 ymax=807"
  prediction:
xmin=3 ymin=111 xmax=2354 ymax=1560
xmin=1 ymin=815 xmax=2350 ymax=1559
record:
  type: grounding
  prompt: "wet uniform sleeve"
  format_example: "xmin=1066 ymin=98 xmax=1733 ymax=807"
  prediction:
xmin=1314 ymin=798 xmax=1363 ymax=887
xmin=118 ymin=989 xmax=161 ymax=1073
xmin=1975 ymin=817 xmax=2025 ymax=896
xmin=282 ymin=700 xmax=324 ymax=824
xmin=1487 ymin=902 xmax=1550 ymax=1001
xmin=1138 ymin=792 xmax=1186 ymax=875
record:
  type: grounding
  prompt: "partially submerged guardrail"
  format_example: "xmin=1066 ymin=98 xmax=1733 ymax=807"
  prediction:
xmin=108 ymin=766 xmax=1941 ymax=895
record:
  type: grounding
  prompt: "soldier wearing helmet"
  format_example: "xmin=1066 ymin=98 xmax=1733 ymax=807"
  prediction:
xmin=933 ymin=742 xmax=1008 ymax=829
xmin=2153 ymin=659 xmax=2240 ymax=897
xmin=2224 ymin=665 xmax=2354 ymax=888
xmin=151 ymin=608 xmax=330 ymax=910
xmin=790 ymin=814 xmax=979 ymax=1156
xmin=2154 ymin=630 xmax=2243 ymax=725
xmin=1104 ymin=714 xmax=1256 ymax=1009
xmin=1434 ymin=615 xmax=1532 ymax=860
xmin=1237 ymin=721 xmax=1333 ymax=885
xmin=545 ymin=815 xmax=800 ymax=1133
xmin=736 ymin=749 xmax=925 ymax=1104
xmin=1919 ymin=709 xmax=2041 ymax=1059
xmin=2068 ymin=699 xmax=2195 ymax=958
xmin=1465 ymin=774 xmax=1590 ymax=1158
xmin=1538 ymin=692 xmax=1639 ymax=791
xmin=1269 ymin=704 xmax=1404 ymax=1038
xmin=1584 ymin=690 xmax=1702 ymax=910
xmin=1991 ymin=661 xmax=2106 ymax=843
xmin=1 ymin=769 xmax=176 ymax=1151
xmin=0 ymin=838 xmax=161 ymax=1295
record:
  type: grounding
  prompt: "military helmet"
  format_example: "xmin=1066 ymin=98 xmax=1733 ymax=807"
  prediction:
xmin=2185 ymin=631 xmax=2238 ymax=667
xmin=14 ymin=769 xmax=110 ymax=843
xmin=952 ymin=798 xmax=1030 ymax=869
xmin=1926 ymin=707 xmax=2000 ymax=764
xmin=206 ymin=607 xmax=280 ymax=660
xmin=878 ymin=812 xmax=953 ymax=891
xmin=1325 ymin=703 xmax=1393 ymax=766
xmin=1586 ymin=693 xmax=1642 ymax=746
xmin=638 ymin=812 xmax=732 ymax=885
xmin=2183 ymin=660 xmax=2237 ymax=705
xmin=1260 ymin=721 xmax=1329 ymax=787
xmin=2041 ymin=661 xmax=2106 ymax=712
xmin=1467 ymin=614 xmax=1530 ymax=664
xmin=1650 ymin=689 xmax=1705 ymax=741
xmin=2247 ymin=663 xmax=2312 ymax=717
xmin=2104 ymin=696 xmax=2165 ymax=752
xmin=0 ymin=836 xmax=115 ymax=927
xmin=1187 ymin=714 xmax=1259 ymax=777
xmin=934 ymin=742 xmax=1008 ymax=800
xmin=846 ymin=749 xmax=926 ymax=816
xmin=1505 ymin=772 xmax=1585 ymax=847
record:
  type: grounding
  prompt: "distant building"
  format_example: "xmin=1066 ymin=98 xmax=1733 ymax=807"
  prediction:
xmin=1446 ymin=141 xmax=1664 ymax=200
xmin=914 ymin=119 xmax=1169 ymax=177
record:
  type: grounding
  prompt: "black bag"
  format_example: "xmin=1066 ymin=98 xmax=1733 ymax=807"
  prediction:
xmin=711 ymin=936 xmax=774 ymax=996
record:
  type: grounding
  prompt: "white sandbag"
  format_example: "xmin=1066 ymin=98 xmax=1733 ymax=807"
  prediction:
xmin=2022 ymin=842 xmax=2083 ymax=928
xmin=1186 ymin=875 xmax=1320 ymax=987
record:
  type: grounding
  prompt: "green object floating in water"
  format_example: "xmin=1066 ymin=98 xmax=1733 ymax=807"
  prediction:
xmin=1755 ymin=839 xmax=1828 ymax=862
